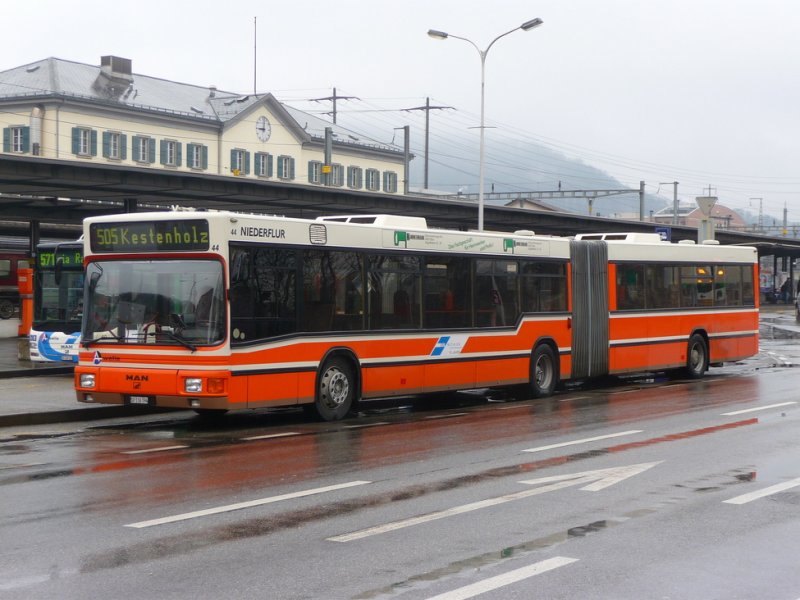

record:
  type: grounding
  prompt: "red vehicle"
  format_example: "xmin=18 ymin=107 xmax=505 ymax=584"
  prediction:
xmin=0 ymin=249 xmax=31 ymax=319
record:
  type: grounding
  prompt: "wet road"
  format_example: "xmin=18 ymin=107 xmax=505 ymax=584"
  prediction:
xmin=2 ymin=360 xmax=800 ymax=598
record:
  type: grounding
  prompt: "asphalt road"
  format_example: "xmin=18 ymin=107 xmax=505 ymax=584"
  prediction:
xmin=1 ymin=359 xmax=800 ymax=599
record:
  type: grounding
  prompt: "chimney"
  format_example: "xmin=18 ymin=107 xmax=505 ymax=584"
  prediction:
xmin=209 ymin=85 xmax=217 ymax=98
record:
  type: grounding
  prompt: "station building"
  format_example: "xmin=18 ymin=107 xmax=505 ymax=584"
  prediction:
xmin=0 ymin=55 xmax=406 ymax=194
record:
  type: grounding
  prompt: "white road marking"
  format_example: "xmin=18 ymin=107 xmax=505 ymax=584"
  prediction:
xmin=519 ymin=461 xmax=662 ymax=491
xmin=425 ymin=413 xmax=469 ymax=420
xmin=723 ymin=476 xmax=800 ymax=505
xmin=241 ymin=432 xmax=301 ymax=441
xmin=0 ymin=462 xmax=45 ymax=470
xmin=521 ymin=430 xmax=642 ymax=453
xmin=121 ymin=445 xmax=189 ymax=455
xmin=559 ymin=395 xmax=591 ymax=402
xmin=328 ymin=462 xmax=660 ymax=542
xmin=343 ymin=422 xmax=390 ymax=429
xmin=125 ymin=480 xmax=371 ymax=528
xmin=721 ymin=402 xmax=797 ymax=416
xmin=426 ymin=556 xmax=579 ymax=600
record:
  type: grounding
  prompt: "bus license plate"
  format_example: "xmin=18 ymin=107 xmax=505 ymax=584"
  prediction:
xmin=127 ymin=395 xmax=152 ymax=405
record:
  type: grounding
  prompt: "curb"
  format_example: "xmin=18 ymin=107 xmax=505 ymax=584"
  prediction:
xmin=0 ymin=366 xmax=74 ymax=379
xmin=0 ymin=405 xmax=182 ymax=428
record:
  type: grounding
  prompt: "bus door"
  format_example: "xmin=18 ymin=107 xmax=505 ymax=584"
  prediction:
xmin=569 ymin=240 xmax=609 ymax=379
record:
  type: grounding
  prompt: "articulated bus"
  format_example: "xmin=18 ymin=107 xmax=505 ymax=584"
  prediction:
xmin=74 ymin=210 xmax=759 ymax=420
xmin=29 ymin=240 xmax=84 ymax=362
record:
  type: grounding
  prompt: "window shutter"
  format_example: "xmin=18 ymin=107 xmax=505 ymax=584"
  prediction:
xmin=356 ymin=168 xmax=362 ymax=188
xmin=71 ymin=128 xmax=80 ymax=154
xmin=90 ymin=130 xmax=98 ymax=156
xmin=267 ymin=153 xmax=273 ymax=177
xmin=244 ymin=151 xmax=251 ymax=175
xmin=2 ymin=128 xmax=9 ymax=152
xmin=21 ymin=127 xmax=30 ymax=152
xmin=120 ymin=134 xmax=127 ymax=160
xmin=383 ymin=171 xmax=389 ymax=192
xmin=175 ymin=142 xmax=182 ymax=167
xmin=148 ymin=138 xmax=156 ymax=163
xmin=254 ymin=152 xmax=262 ymax=176
xmin=201 ymin=145 xmax=208 ymax=169
xmin=289 ymin=158 xmax=295 ymax=180
xmin=230 ymin=149 xmax=237 ymax=172
xmin=133 ymin=136 xmax=141 ymax=160
xmin=308 ymin=161 xmax=315 ymax=183
xmin=102 ymin=131 xmax=110 ymax=158
xmin=160 ymin=139 xmax=168 ymax=165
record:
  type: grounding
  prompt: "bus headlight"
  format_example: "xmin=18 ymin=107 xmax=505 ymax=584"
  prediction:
xmin=185 ymin=378 xmax=203 ymax=393
xmin=80 ymin=373 xmax=96 ymax=388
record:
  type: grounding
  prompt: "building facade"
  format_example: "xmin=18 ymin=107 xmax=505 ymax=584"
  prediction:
xmin=0 ymin=56 xmax=406 ymax=194
xmin=652 ymin=202 xmax=747 ymax=230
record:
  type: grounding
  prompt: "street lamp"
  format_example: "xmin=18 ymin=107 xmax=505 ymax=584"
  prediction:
xmin=428 ymin=18 xmax=543 ymax=231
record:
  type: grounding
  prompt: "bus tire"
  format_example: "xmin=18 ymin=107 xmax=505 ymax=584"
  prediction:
xmin=530 ymin=344 xmax=558 ymax=398
xmin=315 ymin=357 xmax=355 ymax=421
xmin=684 ymin=333 xmax=708 ymax=379
xmin=0 ymin=299 xmax=13 ymax=320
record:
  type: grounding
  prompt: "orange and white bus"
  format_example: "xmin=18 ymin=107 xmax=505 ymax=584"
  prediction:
xmin=74 ymin=211 xmax=758 ymax=420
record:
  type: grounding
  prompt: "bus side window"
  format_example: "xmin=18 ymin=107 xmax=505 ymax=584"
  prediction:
xmin=617 ymin=265 xmax=644 ymax=310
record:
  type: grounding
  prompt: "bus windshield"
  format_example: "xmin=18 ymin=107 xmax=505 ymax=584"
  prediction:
xmin=34 ymin=268 xmax=84 ymax=331
xmin=83 ymin=259 xmax=225 ymax=348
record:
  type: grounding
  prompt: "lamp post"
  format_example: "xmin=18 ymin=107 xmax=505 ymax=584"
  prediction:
xmin=428 ymin=18 xmax=543 ymax=231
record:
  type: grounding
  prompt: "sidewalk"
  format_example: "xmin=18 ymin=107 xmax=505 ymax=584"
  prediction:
xmin=0 ymin=331 xmax=176 ymax=428
xmin=0 ymin=335 xmax=73 ymax=379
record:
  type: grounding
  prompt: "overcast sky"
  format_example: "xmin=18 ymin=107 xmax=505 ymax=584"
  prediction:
xmin=5 ymin=0 xmax=799 ymax=221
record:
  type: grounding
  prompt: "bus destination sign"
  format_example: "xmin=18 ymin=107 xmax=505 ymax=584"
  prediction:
xmin=38 ymin=248 xmax=83 ymax=269
xmin=90 ymin=220 xmax=210 ymax=253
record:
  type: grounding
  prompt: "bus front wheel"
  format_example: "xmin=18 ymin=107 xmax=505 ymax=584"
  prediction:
xmin=314 ymin=358 xmax=355 ymax=421
xmin=530 ymin=344 xmax=558 ymax=399
xmin=684 ymin=334 xmax=708 ymax=379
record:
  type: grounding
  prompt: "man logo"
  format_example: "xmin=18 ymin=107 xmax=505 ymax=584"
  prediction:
xmin=93 ymin=351 xmax=102 ymax=365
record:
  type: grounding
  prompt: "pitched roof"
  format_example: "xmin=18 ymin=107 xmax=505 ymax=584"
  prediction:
xmin=0 ymin=56 xmax=402 ymax=154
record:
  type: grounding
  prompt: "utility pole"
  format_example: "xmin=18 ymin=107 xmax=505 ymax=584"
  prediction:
xmin=402 ymin=97 xmax=453 ymax=190
xmin=639 ymin=180 xmax=645 ymax=221
xmin=750 ymin=197 xmax=763 ymax=232
xmin=784 ymin=202 xmax=788 ymax=237
xmin=403 ymin=125 xmax=410 ymax=194
xmin=659 ymin=181 xmax=679 ymax=224
xmin=309 ymin=87 xmax=359 ymax=124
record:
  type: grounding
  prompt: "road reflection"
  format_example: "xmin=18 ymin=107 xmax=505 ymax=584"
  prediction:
xmin=1 ymin=373 xmax=763 ymax=514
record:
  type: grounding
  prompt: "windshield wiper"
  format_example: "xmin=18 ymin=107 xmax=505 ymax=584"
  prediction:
xmin=83 ymin=331 xmax=126 ymax=347
xmin=157 ymin=329 xmax=197 ymax=352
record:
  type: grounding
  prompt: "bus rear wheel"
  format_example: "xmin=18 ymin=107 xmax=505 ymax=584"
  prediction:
xmin=314 ymin=357 xmax=355 ymax=421
xmin=684 ymin=334 xmax=708 ymax=379
xmin=530 ymin=344 xmax=558 ymax=398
